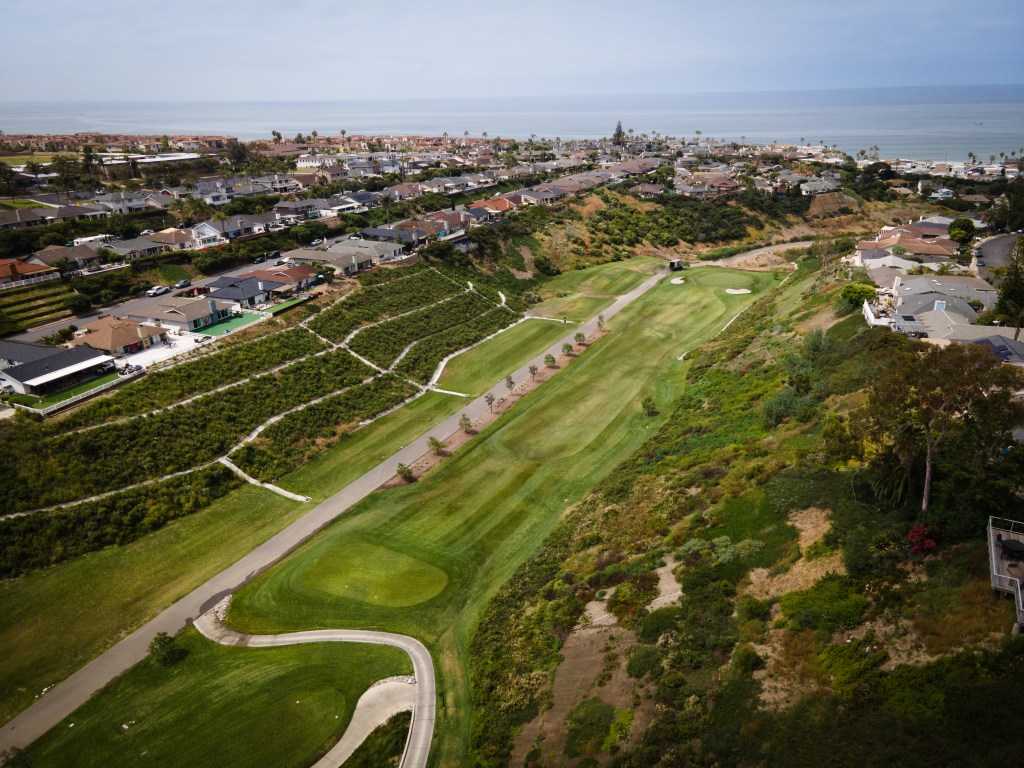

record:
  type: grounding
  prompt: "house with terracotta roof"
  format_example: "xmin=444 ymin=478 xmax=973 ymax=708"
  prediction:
xmin=240 ymin=264 xmax=319 ymax=292
xmin=0 ymin=259 xmax=56 ymax=285
xmin=147 ymin=224 xmax=227 ymax=251
xmin=72 ymin=316 xmax=167 ymax=356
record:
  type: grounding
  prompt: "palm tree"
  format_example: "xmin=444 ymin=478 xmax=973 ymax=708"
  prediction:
xmin=210 ymin=209 xmax=231 ymax=237
xmin=24 ymin=160 xmax=43 ymax=186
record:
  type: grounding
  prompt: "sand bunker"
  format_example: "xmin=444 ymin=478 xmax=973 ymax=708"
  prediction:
xmin=670 ymin=277 xmax=686 ymax=284
xmin=725 ymin=288 xmax=751 ymax=294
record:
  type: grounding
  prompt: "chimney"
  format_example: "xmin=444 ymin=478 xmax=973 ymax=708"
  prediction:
xmin=257 ymin=281 xmax=265 ymax=292
xmin=137 ymin=324 xmax=147 ymax=339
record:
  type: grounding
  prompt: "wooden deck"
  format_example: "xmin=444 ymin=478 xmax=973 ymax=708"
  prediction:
xmin=988 ymin=517 xmax=1024 ymax=625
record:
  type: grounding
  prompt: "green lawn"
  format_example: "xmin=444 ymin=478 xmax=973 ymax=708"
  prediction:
xmin=0 ymin=198 xmax=53 ymax=210
xmin=530 ymin=257 xmax=662 ymax=322
xmin=437 ymin=318 xmax=569 ymax=396
xmin=23 ymin=629 xmax=411 ymax=768
xmin=227 ymin=266 xmax=778 ymax=766
xmin=286 ymin=390 xmax=465 ymax=501
xmin=6 ymin=372 xmax=119 ymax=408
xmin=0 ymin=486 xmax=309 ymax=726
xmin=200 ymin=312 xmax=262 ymax=335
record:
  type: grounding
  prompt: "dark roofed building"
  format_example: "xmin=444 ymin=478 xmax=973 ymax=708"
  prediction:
xmin=0 ymin=341 xmax=112 ymax=396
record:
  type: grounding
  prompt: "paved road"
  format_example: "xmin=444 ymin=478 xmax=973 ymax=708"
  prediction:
xmin=195 ymin=612 xmax=431 ymax=768
xmin=0 ymin=266 xmax=668 ymax=756
xmin=976 ymin=233 xmax=1021 ymax=282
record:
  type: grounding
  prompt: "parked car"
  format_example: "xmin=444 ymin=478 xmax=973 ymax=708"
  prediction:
xmin=310 ymin=238 xmax=324 ymax=246
xmin=146 ymin=285 xmax=170 ymax=297
xmin=252 ymin=255 xmax=266 ymax=263
xmin=140 ymin=229 xmax=154 ymax=236
xmin=174 ymin=278 xmax=191 ymax=289
xmin=275 ymin=259 xmax=290 ymax=266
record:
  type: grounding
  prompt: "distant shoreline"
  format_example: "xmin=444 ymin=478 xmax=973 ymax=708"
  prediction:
xmin=1 ymin=86 xmax=1022 ymax=162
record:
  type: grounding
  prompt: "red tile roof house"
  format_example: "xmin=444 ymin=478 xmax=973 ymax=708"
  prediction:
xmin=469 ymin=197 xmax=518 ymax=216
xmin=241 ymin=264 xmax=319 ymax=292
xmin=72 ymin=316 xmax=167 ymax=356
xmin=0 ymin=259 xmax=56 ymax=286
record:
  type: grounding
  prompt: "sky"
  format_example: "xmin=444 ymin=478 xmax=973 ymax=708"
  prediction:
xmin=3 ymin=0 xmax=1023 ymax=102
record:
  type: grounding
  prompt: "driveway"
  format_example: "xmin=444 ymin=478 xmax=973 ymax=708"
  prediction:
xmin=976 ymin=233 xmax=1020 ymax=282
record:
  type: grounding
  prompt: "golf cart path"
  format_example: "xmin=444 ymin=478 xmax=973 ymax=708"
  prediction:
xmin=194 ymin=610 xmax=432 ymax=768
xmin=0 ymin=266 xmax=668 ymax=759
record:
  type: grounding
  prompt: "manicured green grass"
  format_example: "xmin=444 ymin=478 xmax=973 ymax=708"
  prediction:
xmin=23 ymin=629 xmax=411 ymax=768
xmin=0 ymin=154 xmax=67 ymax=165
xmin=201 ymin=311 xmax=262 ymax=335
xmin=267 ymin=296 xmax=313 ymax=315
xmin=530 ymin=257 xmax=662 ymax=322
xmin=0 ymin=198 xmax=53 ymax=210
xmin=300 ymin=541 xmax=449 ymax=607
xmin=227 ymin=267 xmax=777 ymax=766
xmin=6 ymin=372 xmax=119 ymax=408
xmin=0 ymin=486 xmax=309 ymax=726
xmin=437 ymin=318 xmax=570 ymax=396
xmin=286 ymin=391 xmax=464 ymax=501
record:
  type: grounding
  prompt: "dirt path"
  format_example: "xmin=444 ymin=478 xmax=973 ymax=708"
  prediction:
xmin=510 ymin=555 xmax=679 ymax=765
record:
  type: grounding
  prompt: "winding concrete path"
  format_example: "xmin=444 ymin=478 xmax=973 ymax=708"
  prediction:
xmin=195 ymin=611 xmax=433 ymax=768
xmin=0 ymin=266 xmax=669 ymax=761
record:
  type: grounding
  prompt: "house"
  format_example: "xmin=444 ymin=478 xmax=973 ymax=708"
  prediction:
xmin=273 ymin=199 xmax=328 ymax=221
xmin=469 ymin=197 xmax=517 ymax=216
xmin=0 ymin=339 xmax=113 ymax=397
xmin=520 ymin=188 xmax=560 ymax=206
xmin=0 ymin=259 xmax=56 ymax=285
xmin=207 ymin=275 xmax=285 ymax=308
xmin=86 ymin=236 xmax=170 ymax=260
xmin=328 ymin=238 xmax=404 ymax=264
xmin=0 ymin=208 xmax=48 ymax=230
xmin=147 ymin=224 xmax=227 ymax=251
xmin=201 ymin=213 xmax=278 ymax=239
xmin=127 ymin=296 xmax=235 ymax=332
xmin=30 ymin=244 xmax=103 ymax=271
xmin=72 ymin=316 xmax=167 ymax=356
xmin=317 ymin=165 xmax=350 ymax=184
xmin=385 ymin=182 xmax=426 ymax=201
xmin=630 ymin=183 xmax=665 ymax=199
xmin=240 ymin=264 xmax=319 ymax=292
xmin=361 ymin=227 xmax=430 ymax=250
xmin=91 ymin=191 xmax=149 ymax=214
xmin=345 ymin=190 xmax=382 ymax=209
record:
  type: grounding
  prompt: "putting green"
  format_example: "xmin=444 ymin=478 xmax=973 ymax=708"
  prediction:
xmin=297 ymin=542 xmax=448 ymax=607
xmin=695 ymin=269 xmax=757 ymax=288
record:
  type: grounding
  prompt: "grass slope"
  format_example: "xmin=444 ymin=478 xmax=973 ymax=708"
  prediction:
xmin=0 ymin=486 xmax=306 ymax=725
xmin=23 ymin=629 xmax=410 ymax=768
xmin=437 ymin=318 xmax=569 ymax=396
xmin=530 ymin=258 xmax=661 ymax=322
xmin=227 ymin=266 xmax=780 ymax=766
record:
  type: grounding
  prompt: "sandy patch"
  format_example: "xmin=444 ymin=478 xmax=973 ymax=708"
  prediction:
xmin=725 ymin=288 xmax=752 ymax=295
xmin=509 ymin=245 xmax=536 ymax=280
xmin=747 ymin=507 xmax=844 ymax=601
xmin=670 ymin=277 xmax=686 ymax=285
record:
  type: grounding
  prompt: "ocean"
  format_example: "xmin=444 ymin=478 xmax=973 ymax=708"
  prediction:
xmin=1 ymin=86 xmax=1022 ymax=163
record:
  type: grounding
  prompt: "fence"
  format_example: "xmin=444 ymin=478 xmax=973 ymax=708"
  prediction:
xmin=10 ymin=369 xmax=143 ymax=417
xmin=0 ymin=272 xmax=61 ymax=292
xmin=988 ymin=516 xmax=1024 ymax=625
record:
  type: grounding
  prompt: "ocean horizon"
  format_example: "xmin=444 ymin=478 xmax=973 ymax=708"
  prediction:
xmin=1 ymin=85 xmax=1022 ymax=163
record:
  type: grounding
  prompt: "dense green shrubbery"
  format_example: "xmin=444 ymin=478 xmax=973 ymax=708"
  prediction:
xmin=779 ymin=573 xmax=869 ymax=632
xmin=55 ymin=328 xmax=325 ymax=429
xmin=394 ymin=306 xmax=519 ymax=383
xmin=0 ymin=464 xmax=241 ymax=577
xmin=308 ymin=268 xmax=462 ymax=342
xmin=0 ymin=349 xmax=372 ymax=511
xmin=348 ymin=291 xmax=496 ymax=368
xmin=232 ymin=375 xmax=418 ymax=481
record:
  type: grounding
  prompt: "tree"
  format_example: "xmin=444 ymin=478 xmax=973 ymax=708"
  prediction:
xmin=459 ymin=413 xmax=472 ymax=433
xmin=562 ymin=342 xmax=574 ymax=356
xmin=505 ymin=375 xmax=514 ymax=393
xmin=0 ymin=162 xmax=17 ymax=199
xmin=641 ymin=396 xmax=658 ymax=416
xmin=612 ymin=121 xmax=625 ymax=146
xmin=995 ymin=237 xmax=1024 ymax=338
xmin=574 ymin=331 xmax=585 ymax=345
xmin=528 ymin=364 xmax=538 ymax=380
xmin=839 ymin=283 xmax=876 ymax=308
xmin=427 ymin=436 xmax=445 ymax=455
xmin=947 ymin=217 xmax=976 ymax=245
xmin=544 ymin=353 xmax=556 ymax=368
xmin=24 ymin=159 xmax=43 ymax=186
xmin=597 ymin=314 xmax=605 ymax=329
xmin=864 ymin=342 xmax=1024 ymax=511
xmin=396 ymin=463 xmax=414 ymax=482
xmin=148 ymin=631 xmax=179 ymax=666
xmin=485 ymin=393 xmax=495 ymax=412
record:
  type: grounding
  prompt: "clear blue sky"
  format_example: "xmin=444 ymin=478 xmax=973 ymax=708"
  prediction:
xmin=5 ymin=0 xmax=1023 ymax=101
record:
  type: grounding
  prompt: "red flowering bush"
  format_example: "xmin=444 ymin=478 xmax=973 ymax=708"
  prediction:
xmin=908 ymin=524 xmax=937 ymax=555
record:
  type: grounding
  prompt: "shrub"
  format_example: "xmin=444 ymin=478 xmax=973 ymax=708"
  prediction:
xmin=779 ymin=573 xmax=868 ymax=632
xmin=564 ymin=697 xmax=616 ymax=758
xmin=626 ymin=645 xmax=663 ymax=679
xmin=638 ymin=606 xmax=682 ymax=643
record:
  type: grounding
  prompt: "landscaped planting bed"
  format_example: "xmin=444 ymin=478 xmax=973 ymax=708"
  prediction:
xmin=232 ymin=375 xmax=419 ymax=481
xmin=347 ymin=291 xmax=496 ymax=368
xmin=307 ymin=268 xmax=464 ymax=342
xmin=55 ymin=328 xmax=326 ymax=429
xmin=395 ymin=306 xmax=520 ymax=383
xmin=0 ymin=349 xmax=374 ymax=512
